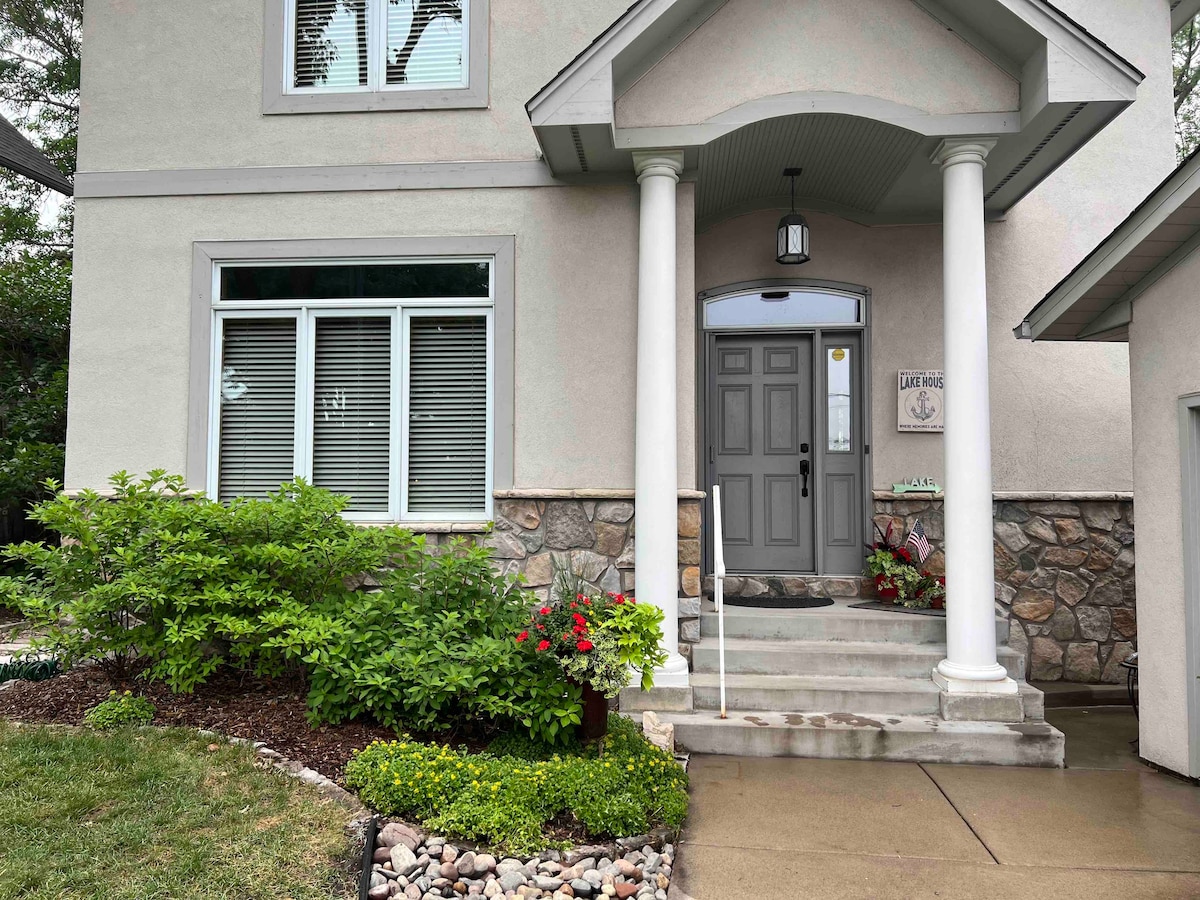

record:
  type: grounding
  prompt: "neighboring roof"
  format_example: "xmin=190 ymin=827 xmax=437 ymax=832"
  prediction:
xmin=523 ymin=0 xmax=1143 ymax=224
xmin=1173 ymin=0 xmax=1200 ymax=33
xmin=1017 ymin=147 xmax=1200 ymax=342
xmin=0 ymin=114 xmax=72 ymax=196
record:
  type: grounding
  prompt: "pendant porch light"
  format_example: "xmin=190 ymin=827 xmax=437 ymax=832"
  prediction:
xmin=776 ymin=167 xmax=811 ymax=265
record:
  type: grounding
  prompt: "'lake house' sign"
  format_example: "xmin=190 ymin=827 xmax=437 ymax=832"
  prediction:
xmin=898 ymin=370 xmax=944 ymax=432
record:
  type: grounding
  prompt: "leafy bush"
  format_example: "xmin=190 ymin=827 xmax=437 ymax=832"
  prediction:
xmin=83 ymin=690 xmax=156 ymax=728
xmin=345 ymin=714 xmax=688 ymax=854
xmin=0 ymin=472 xmax=410 ymax=688
xmin=296 ymin=538 xmax=582 ymax=745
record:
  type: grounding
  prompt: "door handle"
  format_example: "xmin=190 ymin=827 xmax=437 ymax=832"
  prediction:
xmin=800 ymin=459 xmax=810 ymax=498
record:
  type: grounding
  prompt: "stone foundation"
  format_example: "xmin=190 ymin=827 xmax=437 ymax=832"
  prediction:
xmin=874 ymin=492 xmax=1135 ymax=684
xmin=479 ymin=490 xmax=704 ymax=612
xmin=421 ymin=489 xmax=1133 ymax=686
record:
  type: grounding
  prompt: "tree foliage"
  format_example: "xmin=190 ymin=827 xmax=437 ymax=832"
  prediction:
xmin=1176 ymin=16 xmax=1200 ymax=160
xmin=0 ymin=1 xmax=79 ymax=534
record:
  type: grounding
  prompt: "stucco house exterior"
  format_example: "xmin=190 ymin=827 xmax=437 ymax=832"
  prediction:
xmin=67 ymin=0 xmax=1197 ymax=768
xmin=1020 ymin=144 xmax=1200 ymax=780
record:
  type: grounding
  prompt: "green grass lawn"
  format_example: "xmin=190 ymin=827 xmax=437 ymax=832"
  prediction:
xmin=0 ymin=723 xmax=357 ymax=900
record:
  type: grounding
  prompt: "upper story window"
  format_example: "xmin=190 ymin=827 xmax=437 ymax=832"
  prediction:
xmin=264 ymin=0 xmax=489 ymax=114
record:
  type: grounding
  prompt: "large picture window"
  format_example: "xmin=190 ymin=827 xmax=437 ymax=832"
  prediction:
xmin=209 ymin=258 xmax=493 ymax=522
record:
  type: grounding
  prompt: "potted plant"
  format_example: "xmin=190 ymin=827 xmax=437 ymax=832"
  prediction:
xmin=517 ymin=572 xmax=666 ymax=741
xmin=864 ymin=523 xmax=946 ymax=610
xmin=865 ymin=522 xmax=915 ymax=599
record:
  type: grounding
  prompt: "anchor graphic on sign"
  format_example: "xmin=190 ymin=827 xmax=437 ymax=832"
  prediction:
xmin=908 ymin=389 xmax=938 ymax=422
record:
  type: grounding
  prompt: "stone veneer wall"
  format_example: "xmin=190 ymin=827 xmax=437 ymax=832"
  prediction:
xmin=454 ymin=491 xmax=705 ymax=642
xmin=873 ymin=492 xmax=1136 ymax=684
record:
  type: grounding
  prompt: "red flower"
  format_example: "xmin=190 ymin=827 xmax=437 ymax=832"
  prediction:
xmin=573 ymin=624 xmax=587 ymax=635
xmin=576 ymin=593 xmax=586 ymax=601
xmin=562 ymin=634 xmax=570 ymax=642
xmin=536 ymin=623 xmax=545 ymax=630
xmin=572 ymin=612 xmax=587 ymax=626
xmin=570 ymin=601 xmax=578 ymax=609
xmin=615 ymin=595 xmax=626 ymax=605
xmin=576 ymin=640 xmax=594 ymax=652
xmin=539 ymin=607 xmax=552 ymax=616
xmin=536 ymin=639 xmax=551 ymax=652
xmin=516 ymin=630 xmax=529 ymax=643
xmin=583 ymin=598 xmax=591 ymax=605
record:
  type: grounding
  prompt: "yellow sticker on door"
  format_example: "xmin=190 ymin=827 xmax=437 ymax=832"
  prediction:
xmin=831 ymin=348 xmax=846 ymax=362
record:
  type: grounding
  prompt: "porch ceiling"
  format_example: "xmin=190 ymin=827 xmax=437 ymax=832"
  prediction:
xmin=527 ymin=0 xmax=1144 ymax=226
xmin=695 ymin=114 xmax=926 ymax=228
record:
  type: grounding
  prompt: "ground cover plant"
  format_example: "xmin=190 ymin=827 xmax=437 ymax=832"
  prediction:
xmin=0 ymin=722 xmax=356 ymax=900
xmin=82 ymin=689 xmax=155 ymax=729
xmin=345 ymin=714 xmax=688 ymax=855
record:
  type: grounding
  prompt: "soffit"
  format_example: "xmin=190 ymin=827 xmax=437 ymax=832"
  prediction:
xmin=1021 ymin=151 xmax=1200 ymax=342
xmin=695 ymin=115 xmax=924 ymax=227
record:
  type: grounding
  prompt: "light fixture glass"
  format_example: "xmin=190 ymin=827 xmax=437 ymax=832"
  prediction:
xmin=776 ymin=168 xmax=811 ymax=265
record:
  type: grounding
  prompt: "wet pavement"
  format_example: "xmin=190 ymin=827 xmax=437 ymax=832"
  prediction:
xmin=670 ymin=707 xmax=1200 ymax=899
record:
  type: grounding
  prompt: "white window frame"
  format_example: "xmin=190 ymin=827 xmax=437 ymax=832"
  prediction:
xmin=263 ymin=0 xmax=489 ymax=114
xmin=206 ymin=257 xmax=495 ymax=523
xmin=282 ymin=0 xmax=469 ymax=95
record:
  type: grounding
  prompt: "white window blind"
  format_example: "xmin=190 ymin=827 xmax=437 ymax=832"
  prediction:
xmin=291 ymin=0 xmax=467 ymax=93
xmin=407 ymin=316 xmax=488 ymax=514
xmin=218 ymin=318 xmax=298 ymax=500
xmin=312 ymin=316 xmax=392 ymax=513
xmin=293 ymin=0 xmax=368 ymax=89
xmin=386 ymin=2 xmax=465 ymax=86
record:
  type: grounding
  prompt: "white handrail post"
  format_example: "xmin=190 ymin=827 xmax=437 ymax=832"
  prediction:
xmin=712 ymin=484 xmax=727 ymax=719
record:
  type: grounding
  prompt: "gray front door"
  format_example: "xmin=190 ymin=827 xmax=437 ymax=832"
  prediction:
xmin=711 ymin=335 xmax=815 ymax=572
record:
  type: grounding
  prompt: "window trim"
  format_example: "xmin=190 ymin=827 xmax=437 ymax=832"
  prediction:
xmin=190 ymin=237 xmax=515 ymax=517
xmin=263 ymin=0 xmax=489 ymax=114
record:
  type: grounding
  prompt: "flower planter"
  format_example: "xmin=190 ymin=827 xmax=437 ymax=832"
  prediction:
xmin=571 ymin=677 xmax=609 ymax=742
xmin=874 ymin=574 xmax=900 ymax=599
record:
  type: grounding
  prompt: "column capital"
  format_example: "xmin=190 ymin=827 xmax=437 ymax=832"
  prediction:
xmin=931 ymin=138 xmax=998 ymax=170
xmin=633 ymin=149 xmax=685 ymax=184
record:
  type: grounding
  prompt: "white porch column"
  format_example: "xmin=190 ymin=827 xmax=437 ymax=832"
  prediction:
xmin=932 ymin=139 xmax=1015 ymax=695
xmin=633 ymin=150 xmax=689 ymax=687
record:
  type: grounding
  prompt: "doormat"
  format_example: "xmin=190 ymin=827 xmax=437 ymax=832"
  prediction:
xmin=723 ymin=596 xmax=836 ymax=609
xmin=849 ymin=600 xmax=946 ymax=618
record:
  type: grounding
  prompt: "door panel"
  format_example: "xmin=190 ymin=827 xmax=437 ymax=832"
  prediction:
xmin=712 ymin=335 xmax=814 ymax=572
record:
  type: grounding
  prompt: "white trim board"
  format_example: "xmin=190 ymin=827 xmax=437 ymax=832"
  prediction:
xmin=74 ymin=160 xmax=641 ymax=199
xmin=1178 ymin=392 xmax=1200 ymax=780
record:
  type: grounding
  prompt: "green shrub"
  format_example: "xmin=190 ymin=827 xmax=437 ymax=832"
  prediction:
xmin=0 ymin=472 xmax=411 ymax=689
xmin=345 ymin=714 xmax=687 ymax=854
xmin=295 ymin=538 xmax=583 ymax=745
xmin=83 ymin=690 xmax=156 ymax=728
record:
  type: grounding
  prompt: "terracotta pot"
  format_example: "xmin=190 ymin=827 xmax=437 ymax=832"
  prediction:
xmin=874 ymin=574 xmax=900 ymax=599
xmin=930 ymin=597 xmax=945 ymax=610
xmin=569 ymin=677 xmax=609 ymax=742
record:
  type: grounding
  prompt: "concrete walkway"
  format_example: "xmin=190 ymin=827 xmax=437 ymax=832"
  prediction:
xmin=671 ymin=708 xmax=1200 ymax=899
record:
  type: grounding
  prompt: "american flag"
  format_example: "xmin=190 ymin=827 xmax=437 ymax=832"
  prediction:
xmin=905 ymin=520 xmax=931 ymax=563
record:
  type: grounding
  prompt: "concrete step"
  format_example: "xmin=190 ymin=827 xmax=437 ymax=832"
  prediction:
xmin=658 ymin=708 xmax=1065 ymax=766
xmin=691 ymin=637 xmax=1025 ymax=680
xmin=700 ymin=601 xmax=1007 ymax=645
xmin=689 ymin=673 xmax=942 ymax=715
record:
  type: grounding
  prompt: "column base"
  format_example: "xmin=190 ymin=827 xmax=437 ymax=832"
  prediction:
xmin=933 ymin=666 xmax=1018 ymax=695
xmin=652 ymin=651 xmax=691 ymax=688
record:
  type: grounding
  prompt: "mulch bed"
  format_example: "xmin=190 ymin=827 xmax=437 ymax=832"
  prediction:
xmin=0 ymin=663 xmax=413 ymax=783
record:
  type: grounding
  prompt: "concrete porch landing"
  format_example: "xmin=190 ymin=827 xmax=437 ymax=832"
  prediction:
xmin=668 ymin=709 xmax=1200 ymax=900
